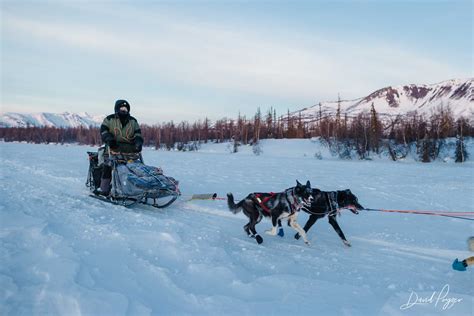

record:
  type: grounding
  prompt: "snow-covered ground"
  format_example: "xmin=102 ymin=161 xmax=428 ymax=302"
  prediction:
xmin=1 ymin=141 xmax=473 ymax=315
xmin=194 ymin=137 xmax=474 ymax=163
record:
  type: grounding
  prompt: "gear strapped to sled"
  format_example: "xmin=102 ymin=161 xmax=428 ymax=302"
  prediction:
xmin=86 ymin=148 xmax=180 ymax=208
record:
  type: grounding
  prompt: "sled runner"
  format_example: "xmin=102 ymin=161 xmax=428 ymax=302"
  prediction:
xmin=86 ymin=148 xmax=180 ymax=208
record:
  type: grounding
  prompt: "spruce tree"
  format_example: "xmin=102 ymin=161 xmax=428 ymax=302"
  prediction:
xmin=455 ymin=136 xmax=468 ymax=162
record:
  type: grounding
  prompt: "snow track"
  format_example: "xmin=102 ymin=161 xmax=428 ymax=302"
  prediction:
xmin=1 ymin=142 xmax=473 ymax=315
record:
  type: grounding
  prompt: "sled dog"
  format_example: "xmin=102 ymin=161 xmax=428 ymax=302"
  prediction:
xmin=227 ymin=180 xmax=312 ymax=245
xmin=294 ymin=189 xmax=364 ymax=247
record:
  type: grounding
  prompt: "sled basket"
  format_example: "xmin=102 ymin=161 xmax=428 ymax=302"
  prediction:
xmin=86 ymin=151 xmax=102 ymax=189
xmin=86 ymin=150 xmax=180 ymax=208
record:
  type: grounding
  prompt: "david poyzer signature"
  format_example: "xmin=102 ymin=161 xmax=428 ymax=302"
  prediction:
xmin=400 ymin=284 xmax=463 ymax=311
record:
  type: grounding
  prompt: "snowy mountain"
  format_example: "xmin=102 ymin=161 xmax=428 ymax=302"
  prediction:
xmin=293 ymin=78 xmax=474 ymax=121
xmin=0 ymin=112 xmax=104 ymax=128
xmin=2 ymin=79 xmax=472 ymax=129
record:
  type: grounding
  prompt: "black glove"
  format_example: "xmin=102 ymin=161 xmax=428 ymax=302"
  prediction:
xmin=102 ymin=133 xmax=114 ymax=145
xmin=103 ymin=133 xmax=118 ymax=149
xmin=108 ymin=139 xmax=118 ymax=149
xmin=134 ymin=137 xmax=143 ymax=152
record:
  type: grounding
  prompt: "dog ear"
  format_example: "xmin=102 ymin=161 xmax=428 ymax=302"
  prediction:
xmin=306 ymin=180 xmax=311 ymax=188
xmin=296 ymin=180 xmax=302 ymax=187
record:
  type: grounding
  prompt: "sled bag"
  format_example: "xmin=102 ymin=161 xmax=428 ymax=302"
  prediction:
xmin=112 ymin=162 xmax=178 ymax=198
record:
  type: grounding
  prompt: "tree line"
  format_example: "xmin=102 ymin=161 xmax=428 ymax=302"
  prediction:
xmin=0 ymin=104 xmax=472 ymax=162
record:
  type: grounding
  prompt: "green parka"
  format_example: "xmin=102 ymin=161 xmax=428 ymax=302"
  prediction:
xmin=100 ymin=114 xmax=143 ymax=153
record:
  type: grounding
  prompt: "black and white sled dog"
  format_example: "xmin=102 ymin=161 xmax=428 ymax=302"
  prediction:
xmin=227 ymin=180 xmax=313 ymax=245
xmin=293 ymin=189 xmax=364 ymax=247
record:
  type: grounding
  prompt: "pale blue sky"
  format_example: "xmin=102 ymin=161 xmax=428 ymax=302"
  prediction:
xmin=1 ymin=0 xmax=472 ymax=124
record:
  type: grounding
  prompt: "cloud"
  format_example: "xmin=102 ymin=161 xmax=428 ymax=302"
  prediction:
xmin=2 ymin=5 xmax=467 ymax=114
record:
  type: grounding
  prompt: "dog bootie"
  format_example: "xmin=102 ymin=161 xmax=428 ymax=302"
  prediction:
xmin=255 ymin=235 xmax=263 ymax=244
xmin=278 ymin=228 xmax=284 ymax=237
xmin=452 ymin=259 xmax=467 ymax=271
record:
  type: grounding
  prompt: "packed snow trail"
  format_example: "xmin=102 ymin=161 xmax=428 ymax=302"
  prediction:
xmin=1 ymin=142 xmax=473 ymax=315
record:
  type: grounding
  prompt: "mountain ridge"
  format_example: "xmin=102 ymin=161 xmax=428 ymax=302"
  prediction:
xmin=0 ymin=112 xmax=105 ymax=128
xmin=2 ymin=78 xmax=472 ymax=128
xmin=293 ymin=78 xmax=473 ymax=121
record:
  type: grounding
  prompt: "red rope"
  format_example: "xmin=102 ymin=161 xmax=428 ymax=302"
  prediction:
xmin=364 ymin=208 xmax=474 ymax=221
xmin=367 ymin=208 xmax=474 ymax=216
xmin=190 ymin=195 xmax=474 ymax=221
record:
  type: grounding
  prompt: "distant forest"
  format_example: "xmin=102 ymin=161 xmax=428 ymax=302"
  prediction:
xmin=1 ymin=104 xmax=472 ymax=162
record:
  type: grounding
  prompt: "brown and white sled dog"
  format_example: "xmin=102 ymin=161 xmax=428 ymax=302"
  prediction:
xmin=227 ymin=180 xmax=313 ymax=245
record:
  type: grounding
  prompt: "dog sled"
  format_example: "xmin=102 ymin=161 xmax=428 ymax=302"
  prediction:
xmin=86 ymin=147 xmax=181 ymax=208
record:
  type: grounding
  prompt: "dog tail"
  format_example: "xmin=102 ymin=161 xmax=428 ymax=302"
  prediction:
xmin=227 ymin=193 xmax=243 ymax=214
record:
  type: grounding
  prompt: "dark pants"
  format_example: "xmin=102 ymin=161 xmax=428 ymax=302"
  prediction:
xmin=102 ymin=165 xmax=112 ymax=179
xmin=99 ymin=165 xmax=112 ymax=193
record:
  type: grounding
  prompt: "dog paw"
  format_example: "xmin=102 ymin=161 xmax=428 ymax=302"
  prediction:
xmin=343 ymin=240 xmax=352 ymax=247
xmin=304 ymin=240 xmax=311 ymax=246
xmin=265 ymin=229 xmax=276 ymax=236
xmin=294 ymin=233 xmax=300 ymax=240
xmin=255 ymin=235 xmax=263 ymax=244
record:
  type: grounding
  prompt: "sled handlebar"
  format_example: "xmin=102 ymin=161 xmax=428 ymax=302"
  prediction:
xmin=109 ymin=151 xmax=141 ymax=156
xmin=107 ymin=151 xmax=144 ymax=164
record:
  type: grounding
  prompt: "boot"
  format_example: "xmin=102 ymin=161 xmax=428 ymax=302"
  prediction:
xmin=94 ymin=178 xmax=111 ymax=196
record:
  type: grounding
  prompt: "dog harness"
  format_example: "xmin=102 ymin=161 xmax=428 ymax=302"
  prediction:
xmin=326 ymin=191 xmax=340 ymax=216
xmin=254 ymin=193 xmax=275 ymax=214
xmin=285 ymin=187 xmax=300 ymax=214
xmin=254 ymin=188 xmax=301 ymax=215
xmin=300 ymin=191 xmax=340 ymax=216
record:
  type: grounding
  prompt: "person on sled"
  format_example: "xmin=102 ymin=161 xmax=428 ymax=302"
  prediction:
xmin=94 ymin=99 xmax=144 ymax=196
xmin=452 ymin=236 xmax=474 ymax=271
